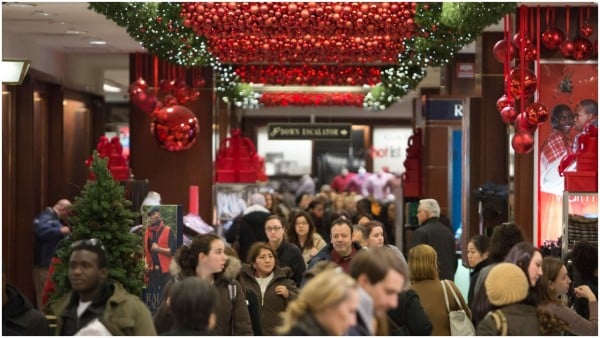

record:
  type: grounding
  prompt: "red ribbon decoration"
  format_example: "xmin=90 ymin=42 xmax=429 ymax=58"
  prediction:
xmin=536 ymin=6 xmax=541 ymax=102
xmin=519 ymin=5 xmax=527 ymax=114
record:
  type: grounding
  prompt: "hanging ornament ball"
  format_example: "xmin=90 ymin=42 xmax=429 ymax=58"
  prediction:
xmin=513 ymin=32 xmax=531 ymax=49
xmin=571 ymin=37 xmax=594 ymax=61
xmin=496 ymin=94 xmax=515 ymax=113
xmin=560 ymin=40 xmax=575 ymax=57
xmin=541 ymin=28 xmax=564 ymax=50
xmin=500 ymin=106 xmax=519 ymax=125
xmin=131 ymin=90 xmax=158 ymax=115
xmin=511 ymin=131 xmax=535 ymax=154
xmin=509 ymin=68 xmax=537 ymax=100
xmin=515 ymin=111 xmax=538 ymax=133
xmin=521 ymin=42 xmax=538 ymax=61
xmin=580 ymin=22 xmax=594 ymax=37
xmin=524 ymin=102 xmax=549 ymax=125
xmin=492 ymin=40 xmax=516 ymax=63
xmin=151 ymin=105 xmax=199 ymax=151
xmin=132 ymin=77 xmax=148 ymax=91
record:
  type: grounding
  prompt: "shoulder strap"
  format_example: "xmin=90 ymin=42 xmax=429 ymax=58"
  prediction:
xmin=227 ymin=281 xmax=237 ymax=303
xmin=444 ymin=280 xmax=465 ymax=311
xmin=441 ymin=279 xmax=451 ymax=312
xmin=490 ymin=310 xmax=508 ymax=336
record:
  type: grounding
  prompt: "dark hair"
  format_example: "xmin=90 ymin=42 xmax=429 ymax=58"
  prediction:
xmin=330 ymin=216 xmax=353 ymax=234
xmin=505 ymin=241 xmax=542 ymax=306
xmin=354 ymin=212 xmax=371 ymax=225
xmin=571 ymin=240 xmax=598 ymax=279
xmin=169 ymin=277 xmax=217 ymax=331
xmin=579 ymin=99 xmax=598 ymax=117
xmin=469 ymin=235 xmax=490 ymax=254
xmin=286 ymin=210 xmax=316 ymax=250
xmin=265 ymin=214 xmax=287 ymax=230
xmin=308 ymin=196 xmax=326 ymax=211
xmin=363 ymin=220 xmax=387 ymax=244
xmin=551 ymin=104 xmax=573 ymax=129
xmin=355 ymin=198 xmax=372 ymax=218
xmin=175 ymin=234 xmax=222 ymax=277
xmin=487 ymin=222 xmax=525 ymax=263
xmin=349 ymin=247 xmax=408 ymax=283
xmin=246 ymin=242 xmax=277 ymax=265
xmin=540 ymin=256 xmax=565 ymax=304
xmin=70 ymin=238 xmax=107 ymax=268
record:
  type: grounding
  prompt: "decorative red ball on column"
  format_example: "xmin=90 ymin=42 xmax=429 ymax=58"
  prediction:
xmin=560 ymin=40 xmax=575 ymax=57
xmin=151 ymin=105 xmax=199 ymax=151
xmin=580 ymin=22 xmax=594 ymax=37
xmin=500 ymin=106 xmax=519 ymax=125
xmin=571 ymin=37 xmax=593 ymax=60
xmin=509 ymin=68 xmax=537 ymax=100
xmin=524 ymin=102 xmax=549 ymax=125
xmin=541 ymin=28 xmax=564 ymax=50
xmin=496 ymin=94 xmax=515 ymax=113
xmin=512 ymin=131 xmax=535 ymax=154
xmin=515 ymin=111 xmax=538 ymax=133
xmin=492 ymin=40 xmax=515 ymax=63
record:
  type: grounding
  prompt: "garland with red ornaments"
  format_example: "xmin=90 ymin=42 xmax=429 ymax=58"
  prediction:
xmin=261 ymin=92 xmax=365 ymax=107
xmin=234 ymin=65 xmax=381 ymax=86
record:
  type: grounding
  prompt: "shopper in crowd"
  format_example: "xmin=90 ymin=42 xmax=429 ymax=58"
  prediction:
xmin=355 ymin=213 xmax=371 ymax=226
xmin=154 ymin=234 xmax=253 ymax=335
xmin=539 ymin=256 xmax=598 ymax=335
xmin=504 ymin=241 xmax=544 ymax=307
xmin=225 ymin=193 xmax=271 ymax=262
xmin=387 ymin=286 xmax=433 ymax=336
xmin=408 ymin=244 xmax=471 ymax=336
xmin=160 ymin=277 xmax=218 ymax=336
xmin=470 ymin=222 xmax=525 ymax=325
xmin=301 ymin=261 xmax=339 ymax=286
xmin=348 ymin=247 xmax=408 ymax=335
xmin=286 ymin=210 xmax=327 ymax=265
xmin=308 ymin=216 xmax=364 ymax=273
xmin=3 ymin=265 xmax=51 ymax=335
xmin=376 ymin=200 xmax=397 ymax=245
xmin=409 ymin=198 xmax=457 ymax=281
xmin=476 ymin=263 xmax=542 ymax=335
xmin=33 ymin=198 xmax=71 ymax=309
xmin=466 ymin=234 xmax=491 ymax=307
xmin=238 ymin=242 xmax=298 ymax=335
xmin=51 ymin=238 xmax=156 ymax=335
xmin=307 ymin=196 xmax=329 ymax=243
xmin=143 ymin=205 xmax=177 ymax=295
xmin=263 ymin=215 xmax=305 ymax=286
xmin=351 ymin=224 xmax=369 ymax=248
xmin=295 ymin=174 xmax=316 ymax=203
xmin=276 ymin=268 xmax=360 ymax=336
xmin=570 ymin=240 xmax=598 ymax=319
xmin=354 ymin=197 xmax=373 ymax=222
xmin=263 ymin=191 xmax=289 ymax=220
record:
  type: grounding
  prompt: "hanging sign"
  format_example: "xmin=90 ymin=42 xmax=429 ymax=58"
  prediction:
xmin=267 ymin=123 xmax=352 ymax=140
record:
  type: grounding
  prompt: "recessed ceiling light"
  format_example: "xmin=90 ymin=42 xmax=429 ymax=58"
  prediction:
xmin=66 ymin=28 xmax=86 ymax=35
xmin=5 ymin=3 xmax=36 ymax=8
xmin=33 ymin=10 xmax=55 ymax=17
xmin=89 ymin=40 xmax=107 ymax=45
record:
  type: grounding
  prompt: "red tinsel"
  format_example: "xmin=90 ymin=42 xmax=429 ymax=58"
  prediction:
xmin=234 ymin=65 xmax=381 ymax=86
xmin=180 ymin=2 xmax=416 ymax=64
xmin=261 ymin=92 xmax=365 ymax=107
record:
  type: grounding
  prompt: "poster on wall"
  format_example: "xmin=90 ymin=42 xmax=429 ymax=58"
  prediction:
xmin=536 ymin=61 xmax=598 ymax=247
xmin=136 ymin=204 xmax=183 ymax=313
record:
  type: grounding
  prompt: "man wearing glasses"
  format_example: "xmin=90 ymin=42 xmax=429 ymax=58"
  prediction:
xmin=264 ymin=215 xmax=305 ymax=286
xmin=50 ymin=238 xmax=156 ymax=335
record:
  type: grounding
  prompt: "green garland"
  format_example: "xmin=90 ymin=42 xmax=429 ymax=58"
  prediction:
xmin=90 ymin=2 xmax=515 ymax=111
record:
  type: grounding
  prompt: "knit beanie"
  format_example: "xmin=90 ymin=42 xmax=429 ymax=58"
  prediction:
xmin=485 ymin=263 xmax=529 ymax=306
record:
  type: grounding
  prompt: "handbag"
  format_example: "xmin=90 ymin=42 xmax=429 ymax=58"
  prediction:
xmin=441 ymin=279 xmax=476 ymax=336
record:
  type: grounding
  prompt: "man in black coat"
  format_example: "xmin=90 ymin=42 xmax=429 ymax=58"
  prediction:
xmin=410 ymin=198 xmax=457 ymax=280
xmin=3 ymin=268 xmax=51 ymax=336
xmin=226 ymin=193 xmax=271 ymax=262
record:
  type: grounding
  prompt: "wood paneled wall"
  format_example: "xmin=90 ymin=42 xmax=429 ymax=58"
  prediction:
xmin=128 ymin=54 xmax=214 ymax=222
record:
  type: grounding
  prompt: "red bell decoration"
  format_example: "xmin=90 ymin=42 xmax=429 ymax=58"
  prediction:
xmin=541 ymin=28 xmax=564 ymax=50
xmin=515 ymin=111 xmax=538 ymax=133
xmin=492 ymin=40 xmax=515 ymax=63
xmin=151 ymin=105 xmax=199 ymax=152
xmin=560 ymin=40 xmax=575 ymax=57
xmin=571 ymin=37 xmax=593 ymax=60
xmin=524 ymin=102 xmax=549 ymax=125
xmin=512 ymin=131 xmax=535 ymax=154
xmin=496 ymin=94 xmax=514 ymax=113
xmin=500 ymin=106 xmax=519 ymax=125
xmin=509 ymin=68 xmax=537 ymax=100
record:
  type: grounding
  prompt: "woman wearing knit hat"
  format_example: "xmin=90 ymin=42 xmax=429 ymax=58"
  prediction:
xmin=539 ymin=256 xmax=598 ymax=336
xmin=476 ymin=263 xmax=542 ymax=335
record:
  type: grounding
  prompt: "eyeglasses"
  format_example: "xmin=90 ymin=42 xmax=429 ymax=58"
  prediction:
xmin=70 ymin=238 xmax=107 ymax=253
xmin=266 ymin=226 xmax=283 ymax=232
xmin=295 ymin=221 xmax=308 ymax=225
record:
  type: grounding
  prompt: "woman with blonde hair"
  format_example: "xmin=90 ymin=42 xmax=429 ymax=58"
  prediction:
xmin=277 ymin=268 xmax=360 ymax=335
xmin=408 ymin=244 xmax=470 ymax=336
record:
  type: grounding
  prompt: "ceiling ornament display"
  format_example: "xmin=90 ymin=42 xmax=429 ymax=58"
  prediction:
xmin=90 ymin=2 xmax=515 ymax=110
xmin=261 ymin=92 xmax=365 ymax=107
xmin=234 ymin=65 xmax=381 ymax=86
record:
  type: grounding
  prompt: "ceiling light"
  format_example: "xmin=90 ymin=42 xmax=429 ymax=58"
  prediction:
xmin=103 ymin=82 xmax=122 ymax=93
xmin=65 ymin=28 xmax=86 ymax=35
xmin=33 ymin=10 xmax=54 ymax=17
xmin=5 ymin=2 xmax=36 ymax=8
xmin=1 ymin=59 xmax=31 ymax=85
xmin=89 ymin=40 xmax=107 ymax=45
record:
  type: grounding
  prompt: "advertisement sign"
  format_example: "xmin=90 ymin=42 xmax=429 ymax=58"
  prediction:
xmin=371 ymin=127 xmax=412 ymax=173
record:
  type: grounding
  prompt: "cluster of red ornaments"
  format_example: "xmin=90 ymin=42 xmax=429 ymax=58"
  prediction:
xmin=234 ymin=65 xmax=381 ymax=86
xmin=261 ymin=92 xmax=365 ymax=107
xmin=180 ymin=2 xmax=416 ymax=64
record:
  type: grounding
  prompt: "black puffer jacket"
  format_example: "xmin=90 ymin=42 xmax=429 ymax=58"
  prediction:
xmin=2 ymin=284 xmax=51 ymax=336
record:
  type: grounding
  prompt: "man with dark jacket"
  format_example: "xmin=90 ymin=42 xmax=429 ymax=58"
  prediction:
xmin=226 ymin=193 xmax=271 ymax=262
xmin=3 ymin=268 xmax=51 ymax=335
xmin=308 ymin=217 xmax=364 ymax=273
xmin=410 ymin=199 xmax=457 ymax=280
xmin=264 ymin=215 xmax=306 ymax=286
xmin=50 ymin=238 xmax=156 ymax=335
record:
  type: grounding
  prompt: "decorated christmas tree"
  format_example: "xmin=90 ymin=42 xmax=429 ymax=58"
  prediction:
xmin=50 ymin=151 xmax=144 ymax=302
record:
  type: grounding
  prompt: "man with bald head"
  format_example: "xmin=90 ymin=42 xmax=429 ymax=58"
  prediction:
xmin=33 ymin=199 xmax=71 ymax=309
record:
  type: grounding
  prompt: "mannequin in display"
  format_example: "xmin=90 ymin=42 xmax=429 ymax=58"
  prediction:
xmin=346 ymin=167 xmax=370 ymax=196
xmin=330 ymin=168 xmax=355 ymax=193
xmin=364 ymin=168 xmax=394 ymax=200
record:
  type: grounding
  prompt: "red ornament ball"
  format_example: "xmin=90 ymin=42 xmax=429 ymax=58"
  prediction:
xmin=541 ymin=28 xmax=564 ymax=50
xmin=151 ymin=105 xmax=199 ymax=151
xmin=580 ymin=22 xmax=594 ymax=37
xmin=515 ymin=111 xmax=538 ymax=133
xmin=560 ymin=40 xmax=575 ymax=57
xmin=496 ymin=94 xmax=514 ymax=113
xmin=524 ymin=102 xmax=549 ymax=125
xmin=512 ymin=131 xmax=535 ymax=154
xmin=513 ymin=32 xmax=531 ymax=49
xmin=509 ymin=68 xmax=537 ymax=100
xmin=571 ymin=37 xmax=593 ymax=61
xmin=500 ymin=106 xmax=519 ymax=125
xmin=492 ymin=40 xmax=515 ymax=63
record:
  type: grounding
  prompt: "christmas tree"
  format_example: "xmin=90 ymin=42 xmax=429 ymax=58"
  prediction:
xmin=50 ymin=151 xmax=144 ymax=302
